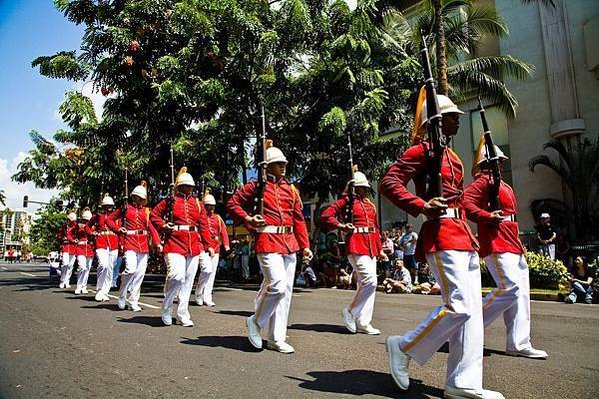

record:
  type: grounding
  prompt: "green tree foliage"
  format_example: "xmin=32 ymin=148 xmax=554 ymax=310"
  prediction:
xmin=14 ymin=0 xmax=419 ymax=206
xmin=28 ymin=200 xmax=67 ymax=256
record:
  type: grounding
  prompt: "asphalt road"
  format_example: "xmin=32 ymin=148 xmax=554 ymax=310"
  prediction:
xmin=0 ymin=262 xmax=597 ymax=399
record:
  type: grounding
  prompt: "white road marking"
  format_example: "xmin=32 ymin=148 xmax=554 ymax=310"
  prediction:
xmin=88 ymin=289 xmax=160 ymax=309
xmin=19 ymin=272 xmax=38 ymax=277
xmin=1 ymin=266 xmax=7 ymax=270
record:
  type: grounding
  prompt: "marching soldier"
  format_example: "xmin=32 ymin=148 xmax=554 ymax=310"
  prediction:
xmin=464 ymin=145 xmax=547 ymax=359
xmin=107 ymin=181 xmax=161 ymax=311
xmin=74 ymin=207 xmax=95 ymax=295
xmin=380 ymin=94 xmax=504 ymax=399
xmin=58 ymin=211 xmax=77 ymax=289
xmin=195 ymin=191 xmax=230 ymax=307
xmin=227 ymin=142 xmax=312 ymax=354
xmin=86 ymin=193 xmax=119 ymax=302
xmin=151 ymin=168 xmax=215 ymax=327
xmin=320 ymin=171 xmax=384 ymax=335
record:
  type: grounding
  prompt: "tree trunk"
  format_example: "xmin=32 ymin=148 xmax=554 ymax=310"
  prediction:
xmin=432 ymin=0 xmax=449 ymax=95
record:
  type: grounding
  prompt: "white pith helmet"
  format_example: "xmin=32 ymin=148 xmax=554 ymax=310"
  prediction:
xmin=67 ymin=212 xmax=77 ymax=222
xmin=101 ymin=193 xmax=115 ymax=206
xmin=81 ymin=207 xmax=93 ymax=221
xmin=265 ymin=140 xmax=288 ymax=164
xmin=175 ymin=167 xmax=195 ymax=187
xmin=477 ymin=145 xmax=508 ymax=165
xmin=131 ymin=180 xmax=148 ymax=200
xmin=540 ymin=213 xmax=550 ymax=219
xmin=203 ymin=190 xmax=216 ymax=206
xmin=352 ymin=171 xmax=371 ymax=188
xmin=420 ymin=94 xmax=464 ymax=126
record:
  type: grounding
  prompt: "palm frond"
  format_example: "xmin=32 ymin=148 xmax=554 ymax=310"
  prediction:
xmin=449 ymin=55 xmax=534 ymax=80
xmin=529 ymin=155 xmax=572 ymax=185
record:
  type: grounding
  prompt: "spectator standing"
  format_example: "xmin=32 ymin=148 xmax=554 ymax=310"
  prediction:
xmin=400 ymin=224 xmax=419 ymax=283
xmin=381 ymin=230 xmax=394 ymax=278
xmin=565 ymin=256 xmax=594 ymax=304
xmin=392 ymin=227 xmax=404 ymax=260
xmin=240 ymin=238 xmax=250 ymax=280
xmin=536 ymin=213 xmax=557 ymax=259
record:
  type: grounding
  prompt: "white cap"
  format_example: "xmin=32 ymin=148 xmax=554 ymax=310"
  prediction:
xmin=477 ymin=145 xmax=508 ymax=165
xmin=540 ymin=213 xmax=550 ymax=219
xmin=101 ymin=193 xmax=115 ymax=206
xmin=131 ymin=181 xmax=148 ymax=200
xmin=67 ymin=212 xmax=77 ymax=222
xmin=420 ymin=95 xmax=464 ymax=126
xmin=203 ymin=194 xmax=216 ymax=206
xmin=266 ymin=146 xmax=288 ymax=164
xmin=81 ymin=209 xmax=93 ymax=221
xmin=352 ymin=171 xmax=371 ymax=188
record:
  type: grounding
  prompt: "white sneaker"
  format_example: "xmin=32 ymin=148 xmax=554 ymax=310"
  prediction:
xmin=266 ymin=340 xmax=295 ymax=354
xmin=195 ymin=297 xmax=203 ymax=306
xmin=117 ymin=297 xmax=126 ymax=310
xmin=161 ymin=307 xmax=173 ymax=326
xmin=129 ymin=304 xmax=143 ymax=312
xmin=65 ymin=284 xmax=71 ymax=289
xmin=95 ymin=293 xmax=104 ymax=302
xmin=444 ymin=386 xmax=505 ymax=399
xmin=356 ymin=324 xmax=381 ymax=335
xmin=102 ymin=294 xmax=110 ymax=302
xmin=246 ymin=315 xmax=263 ymax=349
xmin=205 ymin=301 xmax=216 ymax=307
xmin=74 ymin=288 xmax=82 ymax=295
xmin=506 ymin=347 xmax=548 ymax=359
xmin=341 ymin=308 xmax=356 ymax=333
xmin=81 ymin=288 xmax=88 ymax=294
xmin=386 ymin=336 xmax=410 ymax=390
xmin=59 ymin=282 xmax=65 ymax=289
xmin=179 ymin=318 xmax=194 ymax=327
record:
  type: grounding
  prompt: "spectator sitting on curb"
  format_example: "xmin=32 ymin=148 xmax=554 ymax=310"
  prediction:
xmin=383 ymin=259 xmax=412 ymax=294
xmin=412 ymin=264 xmax=441 ymax=295
xmin=338 ymin=266 xmax=353 ymax=289
xmin=565 ymin=256 xmax=594 ymax=304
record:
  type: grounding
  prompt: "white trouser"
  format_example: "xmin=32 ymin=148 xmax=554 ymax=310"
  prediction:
xmin=241 ymin=255 xmax=250 ymax=278
xmin=396 ymin=250 xmax=483 ymax=390
xmin=60 ymin=252 xmax=76 ymax=286
xmin=254 ymin=253 xmax=297 ymax=342
xmin=119 ymin=251 xmax=148 ymax=306
xmin=163 ymin=253 xmax=200 ymax=321
xmin=347 ymin=254 xmax=378 ymax=326
xmin=76 ymin=255 xmax=94 ymax=290
xmin=482 ymin=252 xmax=532 ymax=352
xmin=196 ymin=252 xmax=219 ymax=304
xmin=95 ymin=248 xmax=118 ymax=296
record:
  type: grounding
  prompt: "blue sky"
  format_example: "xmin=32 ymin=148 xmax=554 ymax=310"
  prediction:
xmin=0 ymin=1 xmax=83 ymax=210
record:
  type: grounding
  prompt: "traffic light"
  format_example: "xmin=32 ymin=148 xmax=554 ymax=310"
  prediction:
xmin=56 ymin=200 xmax=64 ymax=211
xmin=23 ymin=195 xmax=29 ymax=208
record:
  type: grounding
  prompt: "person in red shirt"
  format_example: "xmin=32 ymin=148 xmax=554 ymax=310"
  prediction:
xmin=74 ymin=208 xmax=95 ymax=295
xmin=86 ymin=194 xmax=119 ymax=302
xmin=151 ymin=169 xmax=214 ymax=327
xmin=464 ymin=145 xmax=547 ymax=359
xmin=195 ymin=191 xmax=230 ymax=307
xmin=380 ymin=94 xmax=503 ymax=399
xmin=227 ymin=142 xmax=312 ymax=354
xmin=320 ymin=171 xmax=385 ymax=335
xmin=58 ymin=211 xmax=77 ymax=289
xmin=107 ymin=181 xmax=161 ymax=312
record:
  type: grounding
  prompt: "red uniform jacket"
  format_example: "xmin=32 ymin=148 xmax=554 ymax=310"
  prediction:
xmin=57 ymin=221 xmax=77 ymax=254
xmin=380 ymin=142 xmax=478 ymax=263
xmin=226 ymin=177 xmax=310 ymax=254
xmin=86 ymin=213 xmax=119 ymax=250
xmin=320 ymin=196 xmax=383 ymax=257
xmin=150 ymin=193 xmax=214 ymax=257
xmin=207 ymin=212 xmax=230 ymax=253
xmin=463 ymin=173 xmax=525 ymax=258
xmin=107 ymin=204 xmax=160 ymax=254
xmin=74 ymin=223 xmax=94 ymax=257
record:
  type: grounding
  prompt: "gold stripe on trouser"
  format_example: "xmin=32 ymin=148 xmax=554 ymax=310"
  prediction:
xmin=254 ymin=255 xmax=271 ymax=320
xmin=163 ymin=254 xmax=172 ymax=295
xmin=348 ymin=254 xmax=364 ymax=312
xmin=483 ymin=254 xmax=505 ymax=311
xmin=434 ymin=252 xmax=451 ymax=307
xmin=402 ymin=309 xmax=448 ymax=352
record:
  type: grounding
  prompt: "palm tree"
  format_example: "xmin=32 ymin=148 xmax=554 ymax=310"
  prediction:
xmin=0 ymin=189 xmax=5 ymax=206
xmin=529 ymin=138 xmax=599 ymax=242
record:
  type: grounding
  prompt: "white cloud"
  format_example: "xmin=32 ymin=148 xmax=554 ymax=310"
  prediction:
xmin=0 ymin=152 xmax=58 ymax=213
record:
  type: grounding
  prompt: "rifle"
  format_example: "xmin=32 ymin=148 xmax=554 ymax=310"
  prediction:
xmin=253 ymin=106 xmax=268 ymax=216
xmin=339 ymin=135 xmax=356 ymax=245
xmin=121 ymin=165 xmax=129 ymax=229
xmin=167 ymin=144 xmax=176 ymax=224
xmin=420 ymin=35 xmax=444 ymax=199
xmin=477 ymin=97 xmax=502 ymax=211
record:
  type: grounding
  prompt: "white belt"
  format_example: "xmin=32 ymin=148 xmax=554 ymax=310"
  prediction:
xmin=173 ymin=225 xmax=197 ymax=232
xmin=126 ymin=230 xmax=148 ymax=235
xmin=77 ymin=241 xmax=88 ymax=245
xmin=425 ymin=208 xmax=463 ymax=221
xmin=353 ymin=227 xmax=375 ymax=233
xmin=502 ymin=214 xmax=517 ymax=222
xmin=99 ymin=231 xmax=116 ymax=236
xmin=256 ymin=226 xmax=294 ymax=234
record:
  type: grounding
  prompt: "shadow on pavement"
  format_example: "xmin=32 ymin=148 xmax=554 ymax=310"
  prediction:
xmin=180 ymin=335 xmax=259 ymax=353
xmin=437 ymin=342 xmax=492 ymax=357
xmin=289 ymin=323 xmax=351 ymax=334
xmin=216 ymin=310 xmax=254 ymax=318
xmin=286 ymin=370 xmax=443 ymax=398
xmin=81 ymin=304 xmax=121 ymax=311
xmin=65 ymin=295 xmax=98 ymax=302
xmin=117 ymin=316 xmax=165 ymax=328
